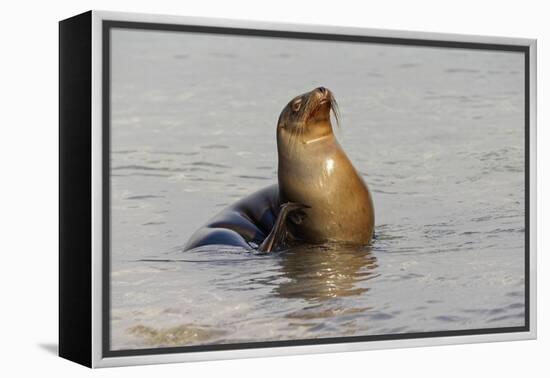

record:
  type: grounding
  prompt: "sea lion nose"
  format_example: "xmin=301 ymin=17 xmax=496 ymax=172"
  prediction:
xmin=316 ymin=86 xmax=327 ymax=95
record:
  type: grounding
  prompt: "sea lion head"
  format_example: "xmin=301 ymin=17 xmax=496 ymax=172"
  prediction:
xmin=277 ymin=87 xmax=340 ymax=145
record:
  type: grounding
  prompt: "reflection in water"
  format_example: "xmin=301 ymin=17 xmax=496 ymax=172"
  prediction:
xmin=275 ymin=243 xmax=378 ymax=302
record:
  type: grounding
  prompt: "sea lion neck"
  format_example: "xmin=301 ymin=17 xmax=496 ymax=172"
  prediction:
xmin=276 ymin=125 xmax=336 ymax=161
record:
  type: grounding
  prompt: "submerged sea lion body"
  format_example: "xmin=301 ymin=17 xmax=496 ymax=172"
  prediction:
xmin=184 ymin=185 xmax=281 ymax=250
xmin=184 ymin=87 xmax=374 ymax=252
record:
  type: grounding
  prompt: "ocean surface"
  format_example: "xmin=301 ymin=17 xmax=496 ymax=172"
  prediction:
xmin=109 ymin=29 xmax=526 ymax=350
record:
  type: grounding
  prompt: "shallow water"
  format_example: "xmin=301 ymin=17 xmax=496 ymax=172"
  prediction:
xmin=109 ymin=29 xmax=525 ymax=350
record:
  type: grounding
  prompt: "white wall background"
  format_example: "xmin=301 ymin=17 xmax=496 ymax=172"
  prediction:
xmin=0 ymin=0 xmax=546 ymax=376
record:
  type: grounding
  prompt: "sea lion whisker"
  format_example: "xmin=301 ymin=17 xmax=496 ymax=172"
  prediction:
xmin=330 ymin=95 xmax=341 ymax=129
xmin=304 ymin=135 xmax=330 ymax=144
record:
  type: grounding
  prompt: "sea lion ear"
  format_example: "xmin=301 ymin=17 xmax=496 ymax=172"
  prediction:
xmin=277 ymin=117 xmax=288 ymax=130
xmin=277 ymin=113 xmax=286 ymax=129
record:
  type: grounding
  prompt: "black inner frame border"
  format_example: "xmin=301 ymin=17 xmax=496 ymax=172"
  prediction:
xmin=102 ymin=20 xmax=531 ymax=358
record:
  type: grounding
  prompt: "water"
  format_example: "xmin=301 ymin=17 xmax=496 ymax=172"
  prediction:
xmin=109 ymin=29 xmax=525 ymax=350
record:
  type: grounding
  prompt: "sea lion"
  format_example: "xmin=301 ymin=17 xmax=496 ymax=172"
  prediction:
xmin=184 ymin=87 xmax=374 ymax=252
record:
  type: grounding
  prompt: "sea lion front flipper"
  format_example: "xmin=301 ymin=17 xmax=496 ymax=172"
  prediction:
xmin=257 ymin=202 xmax=309 ymax=253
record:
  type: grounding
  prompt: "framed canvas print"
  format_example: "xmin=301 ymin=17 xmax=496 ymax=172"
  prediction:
xmin=59 ymin=10 xmax=537 ymax=368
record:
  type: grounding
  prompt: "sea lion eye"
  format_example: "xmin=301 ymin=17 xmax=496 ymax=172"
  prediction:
xmin=291 ymin=99 xmax=302 ymax=112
